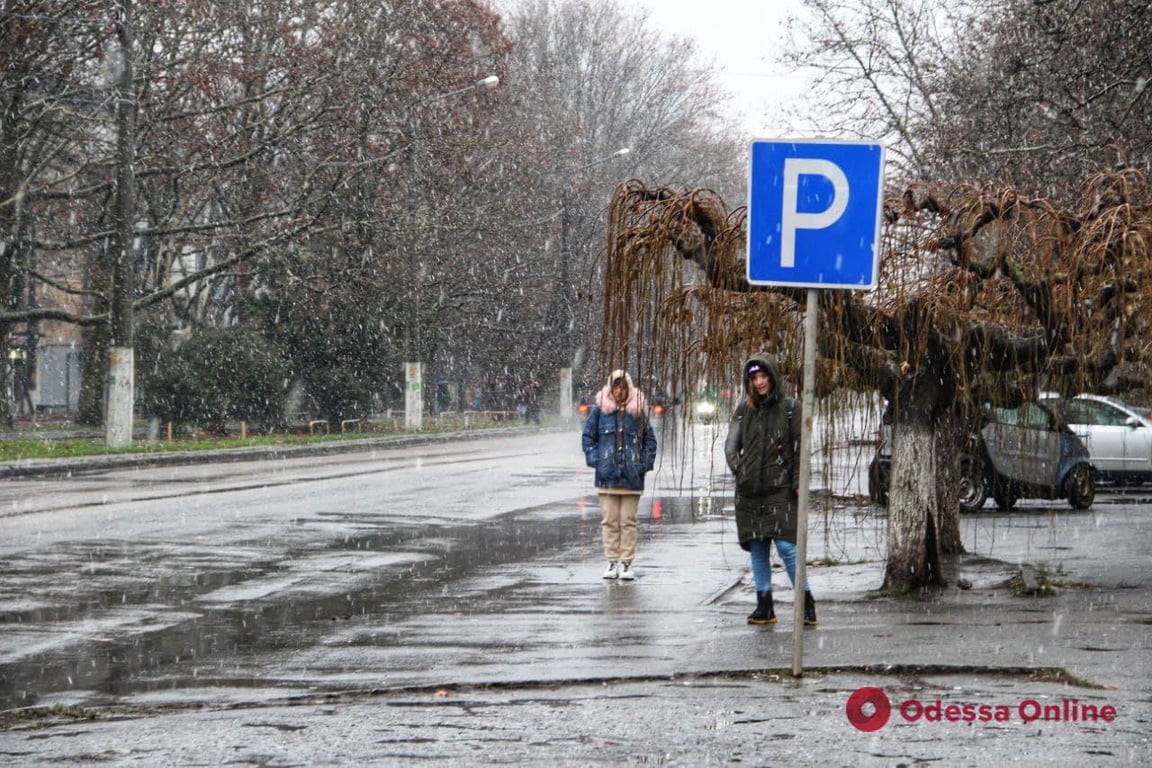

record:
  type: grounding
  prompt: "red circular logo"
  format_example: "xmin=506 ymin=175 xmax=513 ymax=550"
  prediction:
xmin=846 ymin=687 xmax=892 ymax=732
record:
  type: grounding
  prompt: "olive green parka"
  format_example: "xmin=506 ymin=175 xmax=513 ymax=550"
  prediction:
xmin=724 ymin=353 xmax=802 ymax=550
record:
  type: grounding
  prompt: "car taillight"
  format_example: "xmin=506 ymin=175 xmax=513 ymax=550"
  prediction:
xmin=653 ymin=404 xmax=665 ymax=416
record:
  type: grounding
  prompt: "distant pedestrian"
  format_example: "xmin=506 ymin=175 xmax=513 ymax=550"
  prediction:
xmin=724 ymin=353 xmax=817 ymax=626
xmin=581 ymin=370 xmax=657 ymax=581
xmin=524 ymin=379 xmax=542 ymax=425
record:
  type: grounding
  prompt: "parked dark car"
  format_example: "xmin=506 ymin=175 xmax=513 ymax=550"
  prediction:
xmin=980 ymin=400 xmax=1095 ymax=510
xmin=869 ymin=400 xmax=1095 ymax=511
xmin=868 ymin=426 xmax=987 ymax=512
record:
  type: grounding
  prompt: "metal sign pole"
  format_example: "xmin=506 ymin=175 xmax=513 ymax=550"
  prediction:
xmin=791 ymin=288 xmax=819 ymax=676
xmin=745 ymin=139 xmax=885 ymax=675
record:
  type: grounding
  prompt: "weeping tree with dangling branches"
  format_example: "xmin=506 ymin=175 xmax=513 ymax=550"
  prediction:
xmin=597 ymin=171 xmax=1152 ymax=594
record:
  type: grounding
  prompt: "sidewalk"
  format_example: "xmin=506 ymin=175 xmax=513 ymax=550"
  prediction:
xmin=2 ymin=426 xmax=1148 ymax=765
xmin=3 ymin=493 xmax=1148 ymax=765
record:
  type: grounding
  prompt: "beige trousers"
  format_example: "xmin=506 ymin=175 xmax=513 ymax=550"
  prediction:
xmin=599 ymin=492 xmax=640 ymax=562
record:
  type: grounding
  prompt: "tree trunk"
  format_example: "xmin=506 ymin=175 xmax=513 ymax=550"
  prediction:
xmin=105 ymin=0 xmax=137 ymax=448
xmin=0 ymin=320 xmax=11 ymax=428
xmin=1 ymin=132 xmax=17 ymax=428
xmin=76 ymin=324 xmax=108 ymax=425
xmin=934 ymin=411 xmax=966 ymax=555
xmin=882 ymin=421 xmax=945 ymax=593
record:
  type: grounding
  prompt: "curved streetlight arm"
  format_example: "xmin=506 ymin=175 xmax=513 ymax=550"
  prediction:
xmin=569 ymin=147 xmax=631 ymax=174
xmin=405 ymin=72 xmax=501 ymax=193
xmin=403 ymin=74 xmax=500 ymax=378
xmin=404 ymin=74 xmax=500 ymax=161
xmin=416 ymin=74 xmax=500 ymax=108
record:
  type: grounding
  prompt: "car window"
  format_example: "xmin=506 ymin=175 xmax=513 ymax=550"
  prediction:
xmin=1115 ymin=399 xmax=1151 ymax=420
xmin=988 ymin=406 xmax=1016 ymax=425
xmin=1061 ymin=400 xmax=1098 ymax=425
xmin=991 ymin=402 xmax=1050 ymax=429
xmin=1092 ymin=402 xmax=1128 ymax=426
xmin=1020 ymin=402 xmax=1052 ymax=428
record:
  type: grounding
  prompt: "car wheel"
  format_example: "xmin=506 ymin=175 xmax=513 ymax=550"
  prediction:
xmin=959 ymin=459 xmax=987 ymax=512
xmin=1066 ymin=464 xmax=1095 ymax=510
xmin=992 ymin=480 xmax=1017 ymax=511
xmin=868 ymin=463 xmax=889 ymax=507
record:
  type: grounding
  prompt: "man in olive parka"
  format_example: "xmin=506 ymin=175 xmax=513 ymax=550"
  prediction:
xmin=725 ymin=353 xmax=817 ymax=626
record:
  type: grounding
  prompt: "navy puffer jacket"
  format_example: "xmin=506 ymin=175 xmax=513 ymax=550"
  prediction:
xmin=581 ymin=370 xmax=658 ymax=491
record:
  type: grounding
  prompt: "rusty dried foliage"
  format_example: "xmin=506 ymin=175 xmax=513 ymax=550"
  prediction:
xmin=597 ymin=170 xmax=1152 ymax=416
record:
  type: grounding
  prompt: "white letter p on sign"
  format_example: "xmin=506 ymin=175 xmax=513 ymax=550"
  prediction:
xmin=780 ymin=158 xmax=850 ymax=268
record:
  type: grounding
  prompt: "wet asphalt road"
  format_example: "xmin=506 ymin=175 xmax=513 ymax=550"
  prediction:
xmin=1 ymin=425 xmax=1150 ymax=765
xmin=0 ymin=432 xmax=611 ymax=710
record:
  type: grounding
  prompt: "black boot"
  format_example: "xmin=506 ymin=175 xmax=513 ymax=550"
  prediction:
xmin=803 ymin=591 xmax=818 ymax=626
xmin=747 ymin=591 xmax=777 ymax=625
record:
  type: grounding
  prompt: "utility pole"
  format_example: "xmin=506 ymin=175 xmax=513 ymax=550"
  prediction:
xmin=107 ymin=0 xmax=136 ymax=448
xmin=401 ymin=75 xmax=499 ymax=430
xmin=554 ymin=147 xmax=630 ymax=370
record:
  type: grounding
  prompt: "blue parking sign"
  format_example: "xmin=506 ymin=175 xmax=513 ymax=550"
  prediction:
xmin=747 ymin=140 xmax=886 ymax=290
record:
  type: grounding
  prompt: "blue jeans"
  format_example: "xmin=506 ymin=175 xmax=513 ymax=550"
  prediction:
xmin=749 ymin=538 xmax=808 ymax=594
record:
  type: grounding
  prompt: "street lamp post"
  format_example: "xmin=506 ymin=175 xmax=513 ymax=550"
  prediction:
xmin=401 ymin=75 xmax=499 ymax=430
xmin=107 ymin=0 xmax=137 ymax=448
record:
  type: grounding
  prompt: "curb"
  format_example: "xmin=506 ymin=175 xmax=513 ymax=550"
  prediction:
xmin=0 ymin=425 xmax=569 ymax=480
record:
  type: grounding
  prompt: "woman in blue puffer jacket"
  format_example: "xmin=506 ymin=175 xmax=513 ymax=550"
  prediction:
xmin=581 ymin=370 xmax=658 ymax=581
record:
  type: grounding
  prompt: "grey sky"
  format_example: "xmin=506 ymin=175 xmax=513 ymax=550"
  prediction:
xmin=620 ymin=0 xmax=813 ymax=138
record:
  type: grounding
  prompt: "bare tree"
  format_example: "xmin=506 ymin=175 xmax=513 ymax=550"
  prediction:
xmin=251 ymin=0 xmax=512 ymax=415
xmin=3 ymin=1 xmax=349 ymax=424
xmin=921 ymin=0 xmax=1152 ymax=196
xmin=0 ymin=1 xmax=111 ymax=425
xmin=493 ymin=0 xmax=746 ymax=389
xmin=783 ymin=0 xmax=979 ymax=182
xmin=601 ymin=167 xmax=1152 ymax=594
xmin=2 ymin=0 xmax=511 ymax=425
xmin=786 ymin=0 xmax=1152 ymax=196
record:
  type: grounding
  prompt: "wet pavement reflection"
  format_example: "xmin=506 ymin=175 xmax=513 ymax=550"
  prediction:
xmin=0 ymin=452 xmax=715 ymax=711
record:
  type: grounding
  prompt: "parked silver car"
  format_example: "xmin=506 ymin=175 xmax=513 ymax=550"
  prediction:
xmin=1042 ymin=394 xmax=1152 ymax=485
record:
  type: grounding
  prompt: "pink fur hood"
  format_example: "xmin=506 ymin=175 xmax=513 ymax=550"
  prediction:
xmin=595 ymin=369 xmax=647 ymax=416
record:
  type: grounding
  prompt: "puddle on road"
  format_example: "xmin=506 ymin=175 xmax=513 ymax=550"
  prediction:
xmin=0 ymin=494 xmax=721 ymax=709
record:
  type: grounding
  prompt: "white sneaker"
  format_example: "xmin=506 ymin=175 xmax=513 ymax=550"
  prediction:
xmin=602 ymin=561 xmax=619 ymax=580
xmin=618 ymin=561 xmax=635 ymax=580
